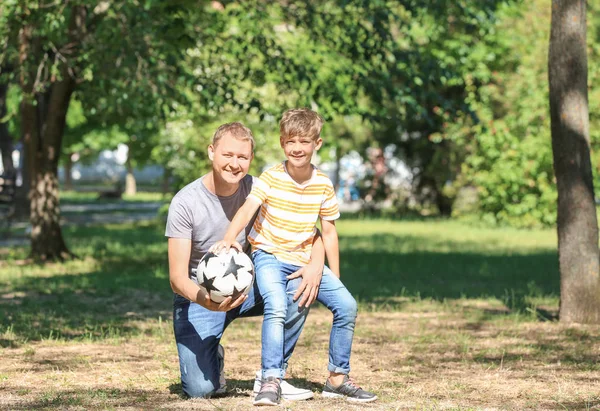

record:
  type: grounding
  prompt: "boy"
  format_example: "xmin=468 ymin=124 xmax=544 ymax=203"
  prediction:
xmin=212 ymin=109 xmax=377 ymax=406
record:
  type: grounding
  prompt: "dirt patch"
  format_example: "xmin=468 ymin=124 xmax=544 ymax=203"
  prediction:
xmin=1 ymin=308 xmax=599 ymax=410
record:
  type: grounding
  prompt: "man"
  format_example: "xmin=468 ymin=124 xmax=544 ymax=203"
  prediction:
xmin=166 ymin=122 xmax=325 ymax=399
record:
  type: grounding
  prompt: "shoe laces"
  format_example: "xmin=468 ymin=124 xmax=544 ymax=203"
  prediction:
xmin=344 ymin=376 xmax=362 ymax=390
xmin=260 ymin=378 xmax=280 ymax=394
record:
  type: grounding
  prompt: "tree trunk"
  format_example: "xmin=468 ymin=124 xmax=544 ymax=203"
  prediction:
xmin=63 ymin=154 xmax=73 ymax=191
xmin=19 ymin=6 xmax=87 ymax=261
xmin=0 ymin=82 xmax=15 ymax=174
xmin=549 ymin=0 xmax=600 ymax=323
xmin=125 ymin=146 xmax=136 ymax=196
xmin=14 ymin=136 xmax=30 ymax=219
xmin=162 ymin=168 xmax=171 ymax=195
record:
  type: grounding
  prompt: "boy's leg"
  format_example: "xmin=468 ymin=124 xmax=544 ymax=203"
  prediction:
xmin=316 ymin=267 xmax=377 ymax=403
xmin=235 ymin=273 xmax=309 ymax=369
xmin=316 ymin=266 xmax=358 ymax=375
xmin=253 ymin=250 xmax=289 ymax=379
xmin=283 ymin=273 xmax=308 ymax=368
xmin=251 ymin=271 xmax=314 ymax=401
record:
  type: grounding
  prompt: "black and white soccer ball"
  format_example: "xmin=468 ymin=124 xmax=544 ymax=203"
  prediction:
xmin=192 ymin=249 xmax=255 ymax=303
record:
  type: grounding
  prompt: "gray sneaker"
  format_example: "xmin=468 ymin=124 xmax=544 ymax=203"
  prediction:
xmin=253 ymin=376 xmax=281 ymax=406
xmin=253 ymin=371 xmax=314 ymax=400
xmin=322 ymin=375 xmax=377 ymax=403
xmin=215 ymin=344 xmax=227 ymax=395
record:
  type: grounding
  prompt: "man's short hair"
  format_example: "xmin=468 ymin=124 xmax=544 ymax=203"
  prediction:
xmin=212 ymin=122 xmax=255 ymax=151
xmin=279 ymin=108 xmax=324 ymax=141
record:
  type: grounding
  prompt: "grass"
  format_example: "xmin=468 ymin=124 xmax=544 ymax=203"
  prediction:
xmin=1 ymin=218 xmax=599 ymax=410
xmin=59 ymin=190 xmax=170 ymax=204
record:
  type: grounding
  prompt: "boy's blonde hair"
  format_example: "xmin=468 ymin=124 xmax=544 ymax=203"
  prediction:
xmin=212 ymin=122 xmax=255 ymax=151
xmin=279 ymin=108 xmax=324 ymax=141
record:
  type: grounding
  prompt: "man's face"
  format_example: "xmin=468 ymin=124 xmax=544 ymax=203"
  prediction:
xmin=208 ymin=133 xmax=253 ymax=185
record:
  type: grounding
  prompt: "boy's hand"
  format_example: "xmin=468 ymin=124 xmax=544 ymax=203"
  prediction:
xmin=195 ymin=289 xmax=247 ymax=311
xmin=288 ymin=262 xmax=323 ymax=308
xmin=210 ymin=239 xmax=243 ymax=253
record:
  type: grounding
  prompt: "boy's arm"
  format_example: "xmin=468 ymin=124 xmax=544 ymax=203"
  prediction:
xmin=211 ymin=198 xmax=261 ymax=252
xmin=288 ymin=230 xmax=326 ymax=307
xmin=168 ymin=238 xmax=246 ymax=310
xmin=320 ymin=218 xmax=340 ymax=278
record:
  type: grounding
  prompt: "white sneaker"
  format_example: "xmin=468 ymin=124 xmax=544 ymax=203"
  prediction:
xmin=215 ymin=344 xmax=227 ymax=395
xmin=253 ymin=371 xmax=314 ymax=401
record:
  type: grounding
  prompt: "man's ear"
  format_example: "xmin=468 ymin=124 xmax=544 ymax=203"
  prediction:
xmin=208 ymin=145 xmax=215 ymax=161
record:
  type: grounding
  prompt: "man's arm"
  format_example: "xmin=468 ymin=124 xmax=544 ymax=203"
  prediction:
xmin=320 ymin=219 xmax=340 ymax=278
xmin=168 ymin=237 xmax=246 ymax=310
xmin=287 ymin=230 xmax=326 ymax=307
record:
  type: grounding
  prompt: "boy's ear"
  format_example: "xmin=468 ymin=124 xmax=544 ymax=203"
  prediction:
xmin=315 ymin=138 xmax=323 ymax=150
xmin=279 ymin=136 xmax=285 ymax=148
xmin=208 ymin=145 xmax=215 ymax=161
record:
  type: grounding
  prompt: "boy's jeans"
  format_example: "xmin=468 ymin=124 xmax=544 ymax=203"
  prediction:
xmin=253 ymin=249 xmax=358 ymax=379
xmin=172 ymin=275 xmax=306 ymax=398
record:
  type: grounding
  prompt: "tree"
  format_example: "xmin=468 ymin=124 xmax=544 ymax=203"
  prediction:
xmin=195 ymin=1 xmax=512 ymax=214
xmin=0 ymin=72 xmax=14 ymax=174
xmin=549 ymin=0 xmax=600 ymax=323
xmin=2 ymin=1 xmax=197 ymax=260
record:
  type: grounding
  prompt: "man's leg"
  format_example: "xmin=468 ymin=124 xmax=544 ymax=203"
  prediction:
xmin=173 ymin=288 xmax=261 ymax=398
xmin=173 ymin=294 xmax=226 ymax=398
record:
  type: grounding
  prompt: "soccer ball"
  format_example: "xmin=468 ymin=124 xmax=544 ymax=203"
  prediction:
xmin=192 ymin=249 xmax=255 ymax=303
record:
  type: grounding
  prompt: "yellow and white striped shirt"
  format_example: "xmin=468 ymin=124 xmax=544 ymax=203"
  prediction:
xmin=248 ymin=162 xmax=340 ymax=265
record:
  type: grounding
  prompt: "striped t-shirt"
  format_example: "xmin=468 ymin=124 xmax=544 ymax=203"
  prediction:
xmin=247 ymin=161 xmax=340 ymax=265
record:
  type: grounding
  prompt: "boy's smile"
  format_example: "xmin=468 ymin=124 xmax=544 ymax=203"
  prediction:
xmin=280 ymin=135 xmax=323 ymax=170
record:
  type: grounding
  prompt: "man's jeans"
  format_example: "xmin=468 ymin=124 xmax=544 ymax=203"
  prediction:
xmin=172 ymin=276 xmax=306 ymax=398
xmin=253 ymin=249 xmax=358 ymax=379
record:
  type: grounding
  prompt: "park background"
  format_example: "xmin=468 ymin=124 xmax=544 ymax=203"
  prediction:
xmin=1 ymin=1 xmax=599 ymax=410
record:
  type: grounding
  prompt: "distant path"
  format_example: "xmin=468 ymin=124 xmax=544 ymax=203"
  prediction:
xmin=1 ymin=201 xmax=361 ymax=247
xmin=0 ymin=201 xmax=164 ymax=248
xmin=61 ymin=201 xmax=163 ymax=213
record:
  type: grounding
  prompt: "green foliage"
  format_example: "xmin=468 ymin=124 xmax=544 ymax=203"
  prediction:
xmin=451 ymin=0 xmax=599 ymax=228
xmin=190 ymin=0 xmax=513 ymax=212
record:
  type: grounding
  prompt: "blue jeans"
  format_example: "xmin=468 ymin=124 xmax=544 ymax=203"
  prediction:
xmin=253 ymin=249 xmax=357 ymax=379
xmin=172 ymin=276 xmax=306 ymax=398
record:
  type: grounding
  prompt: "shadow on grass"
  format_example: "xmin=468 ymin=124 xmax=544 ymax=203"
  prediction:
xmin=167 ymin=377 xmax=321 ymax=399
xmin=0 ymin=224 xmax=559 ymax=345
xmin=338 ymin=233 xmax=558 ymax=309
xmin=0 ymin=386 xmax=169 ymax=410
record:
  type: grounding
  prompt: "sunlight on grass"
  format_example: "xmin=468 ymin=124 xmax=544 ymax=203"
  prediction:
xmin=336 ymin=219 xmax=556 ymax=254
xmin=0 ymin=219 xmax=561 ymax=346
xmin=60 ymin=190 xmax=171 ymax=203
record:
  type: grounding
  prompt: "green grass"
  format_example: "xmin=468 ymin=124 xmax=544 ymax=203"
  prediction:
xmin=0 ymin=219 xmax=559 ymax=347
xmin=59 ymin=190 xmax=171 ymax=204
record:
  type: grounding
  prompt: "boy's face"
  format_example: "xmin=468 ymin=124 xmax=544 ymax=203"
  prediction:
xmin=280 ymin=134 xmax=322 ymax=169
xmin=208 ymin=132 xmax=253 ymax=185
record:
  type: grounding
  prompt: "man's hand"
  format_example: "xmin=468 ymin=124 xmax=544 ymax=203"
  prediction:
xmin=195 ymin=289 xmax=247 ymax=311
xmin=287 ymin=261 xmax=323 ymax=308
xmin=210 ymin=239 xmax=243 ymax=254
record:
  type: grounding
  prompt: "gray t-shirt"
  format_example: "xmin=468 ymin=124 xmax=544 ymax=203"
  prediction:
xmin=165 ymin=174 xmax=256 ymax=279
